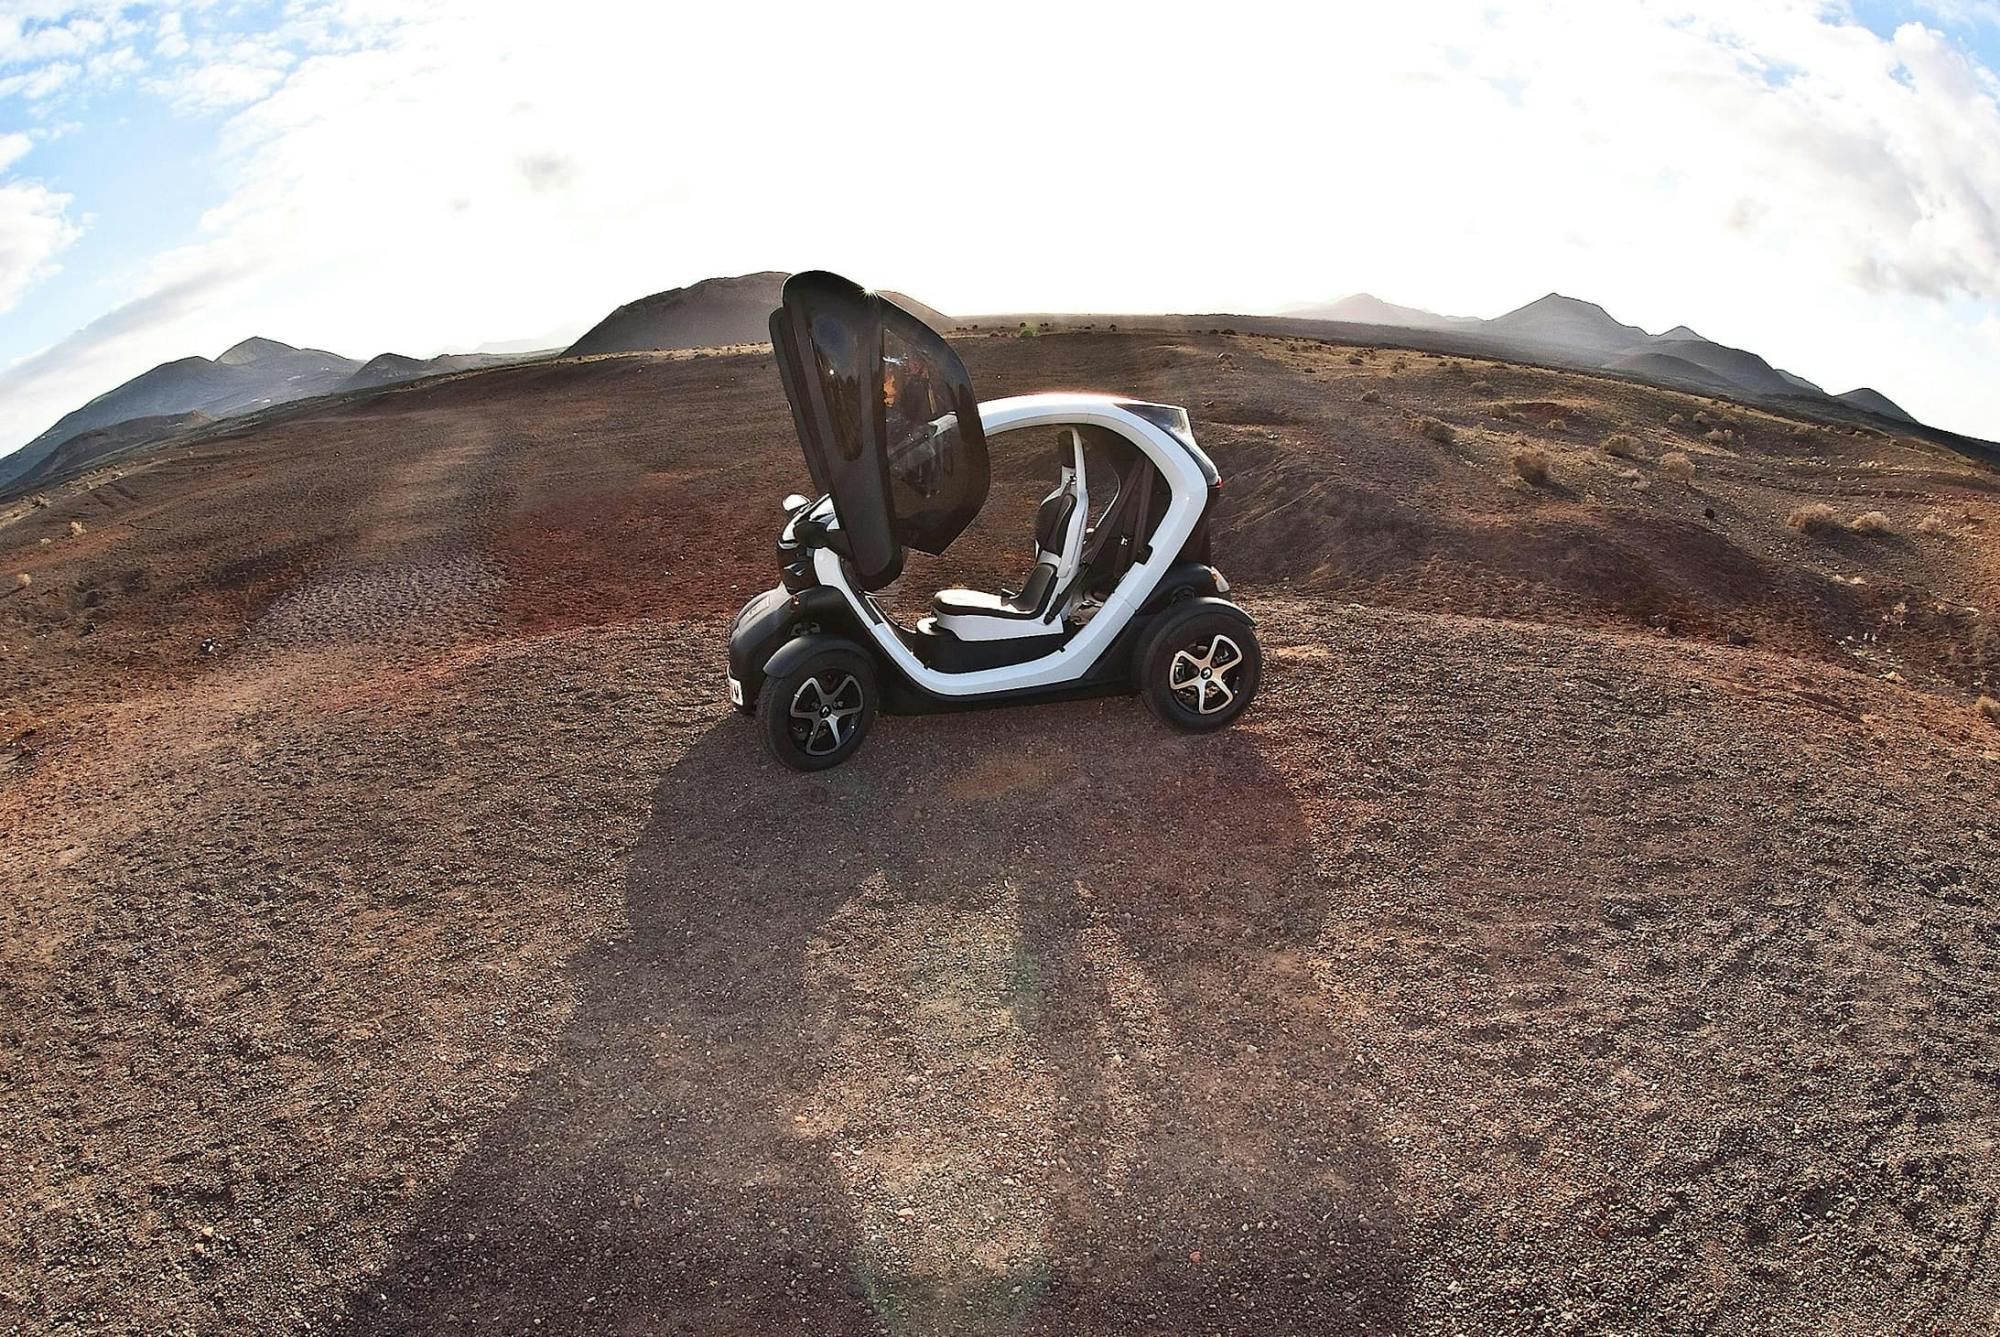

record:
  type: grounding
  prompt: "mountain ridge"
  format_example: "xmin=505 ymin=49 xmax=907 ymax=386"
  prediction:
xmin=1 ymin=277 xmax=1948 ymax=494
xmin=1246 ymin=290 xmax=1918 ymax=427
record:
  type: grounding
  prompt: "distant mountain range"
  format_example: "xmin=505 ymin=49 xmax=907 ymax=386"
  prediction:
xmin=0 ymin=338 xmax=537 ymax=490
xmin=0 ymin=272 xmax=966 ymax=493
xmin=1282 ymin=291 xmax=1915 ymax=425
xmin=2 ymin=274 xmax=1960 ymax=495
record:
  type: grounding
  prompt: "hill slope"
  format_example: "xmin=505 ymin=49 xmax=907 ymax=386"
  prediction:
xmin=339 ymin=352 xmax=526 ymax=393
xmin=1624 ymin=336 xmax=1799 ymax=398
xmin=565 ymin=271 xmax=950 ymax=356
xmin=0 ymin=339 xmax=361 ymax=490
xmin=1602 ymin=349 xmax=1736 ymax=393
xmin=1282 ymin=292 xmax=1477 ymax=329
xmin=13 ymin=411 xmax=212 ymax=489
xmin=1484 ymin=292 xmax=1653 ymax=356
xmin=1837 ymin=386 xmax=1916 ymax=423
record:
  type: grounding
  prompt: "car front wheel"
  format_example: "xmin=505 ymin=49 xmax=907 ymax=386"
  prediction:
xmin=757 ymin=644 xmax=879 ymax=770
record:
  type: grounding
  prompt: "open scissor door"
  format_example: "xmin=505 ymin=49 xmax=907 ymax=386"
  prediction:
xmin=770 ymin=271 xmax=989 ymax=591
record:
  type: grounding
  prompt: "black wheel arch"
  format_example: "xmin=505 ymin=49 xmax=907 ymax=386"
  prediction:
xmin=760 ymin=630 xmax=880 ymax=685
xmin=1138 ymin=562 xmax=1233 ymax=615
xmin=1131 ymin=593 xmax=1255 ymax=677
xmin=728 ymin=585 xmax=873 ymax=712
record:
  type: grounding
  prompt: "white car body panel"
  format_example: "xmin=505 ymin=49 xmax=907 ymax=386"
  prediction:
xmin=808 ymin=394 xmax=1208 ymax=698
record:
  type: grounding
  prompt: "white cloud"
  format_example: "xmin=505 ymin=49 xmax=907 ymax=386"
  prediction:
xmin=0 ymin=175 xmax=78 ymax=313
xmin=153 ymin=9 xmax=186 ymax=60
xmin=154 ymin=54 xmax=287 ymax=110
xmin=0 ymin=118 xmax=76 ymax=324
xmin=0 ymin=57 xmax=76 ymax=98
xmin=6 ymin=0 xmax=2000 ymax=450
xmin=1915 ymin=0 xmax=2000 ymax=27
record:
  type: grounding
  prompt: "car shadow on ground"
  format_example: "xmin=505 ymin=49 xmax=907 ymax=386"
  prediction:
xmin=330 ymin=696 xmax=1408 ymax=1335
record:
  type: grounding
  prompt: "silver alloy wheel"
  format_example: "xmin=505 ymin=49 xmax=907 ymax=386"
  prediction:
xmin=1167 ymin=634 xmax=1244 ymax=715
xmin=788 ymin=673 xmax=863 ymax=755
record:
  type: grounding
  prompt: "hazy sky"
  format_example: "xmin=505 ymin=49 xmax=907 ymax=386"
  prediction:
xmin=3 ymin=0 xmax=2000 ymax=456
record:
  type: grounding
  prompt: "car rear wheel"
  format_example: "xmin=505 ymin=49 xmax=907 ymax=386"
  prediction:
xmin=758 ymin=644 xmax=879 ymax=770
xmin=1138 ymin=604 xmax=1261 ymax=732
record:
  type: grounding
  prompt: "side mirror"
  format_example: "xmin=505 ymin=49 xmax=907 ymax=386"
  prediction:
xmin=782 ymin=493 xmax=810 ymax=514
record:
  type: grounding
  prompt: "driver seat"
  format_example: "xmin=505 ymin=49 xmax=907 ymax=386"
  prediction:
xmin=931 ymin=431 xmax=1088 ymax=641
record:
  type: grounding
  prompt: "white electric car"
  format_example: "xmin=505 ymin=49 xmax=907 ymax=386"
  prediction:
xmin=728 ymin=271 xmax=1261 ymax=770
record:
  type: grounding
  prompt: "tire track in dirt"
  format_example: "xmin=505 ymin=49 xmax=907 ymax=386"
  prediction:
xmin=248 ymin=428 xmax=505 ymax=653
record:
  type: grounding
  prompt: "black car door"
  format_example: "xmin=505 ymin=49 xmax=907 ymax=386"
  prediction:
xmin=769 ymin=271 xmax=988 ymax=591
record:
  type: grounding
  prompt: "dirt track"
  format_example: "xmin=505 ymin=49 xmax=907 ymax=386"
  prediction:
xmin=4 ymin=332 xmax=2000 ymax=1334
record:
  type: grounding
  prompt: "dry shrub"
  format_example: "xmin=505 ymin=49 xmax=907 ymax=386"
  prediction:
xmin=1347 ymin=354 xmax=1364 ymax=366
xmin=1601 ymin=432 xmax=1642 ymax=459
xmin=1692 ymin=410 xmax=1711 ymax=427
xmin=1917 ymin=511 xmax=1950 ymax=534
xmin=1979 ymin=696 xmax=2000 ymax=725
xmin=1510 ymin=445 xmax=1553 ymax=486
xmin=30 ymin=493 xmax=49 ymax=509
xmin=1788 ymin=502 xmax=1842 ymax=535
xmin=12 ymin=573 xmax=29 ymax=590
xmin=1659 ymin=451 xmax=1695 ymax=485
xmin=1848 ymin=510 xmax=1893 ymax=536
xmin=1667 ymin=413 xmax=1685 ymax=426
xmin=67 ymin=519 xmax=86 ymax=537
xmin=1391 ymin=357 xmax=1408 ymax=372
xmin=1417 ymin=417 xmax=1457 ymax=445
xmin=1703 ymin=429 xmax=1728 ymax=444
xmin=1359 ymin=389 xmax=1381 ymax=404
xmin=1547 ymin=417 xmax=1568 ymax=431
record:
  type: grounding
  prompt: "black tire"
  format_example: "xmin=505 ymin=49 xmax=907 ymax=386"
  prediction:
xmin=758 ymin=644 xmax=879 ymax=771
xmin=1137 ymin=603 xmax=1261 ymax=731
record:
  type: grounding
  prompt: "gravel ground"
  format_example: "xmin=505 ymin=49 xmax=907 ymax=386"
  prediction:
xmin=3 ymin=332 xmax=1999 ymax=1334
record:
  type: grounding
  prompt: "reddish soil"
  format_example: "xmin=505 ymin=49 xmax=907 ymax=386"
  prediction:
xmin=3 ymin=332 xmax=1999 ymax=1335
